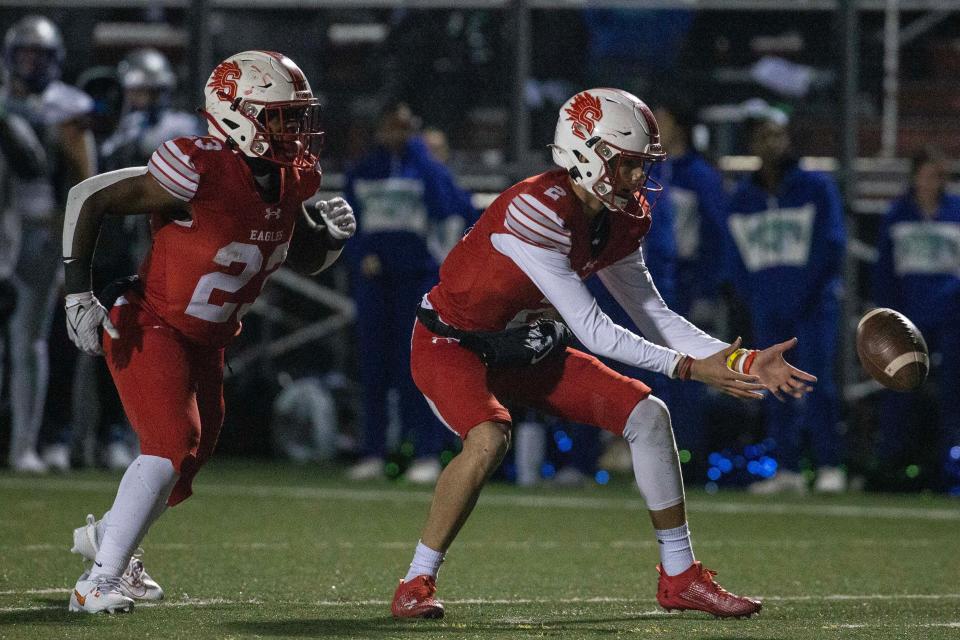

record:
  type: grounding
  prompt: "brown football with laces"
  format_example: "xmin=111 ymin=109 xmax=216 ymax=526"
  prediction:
xmin=856 ymin=308 xmax=929 ymax=392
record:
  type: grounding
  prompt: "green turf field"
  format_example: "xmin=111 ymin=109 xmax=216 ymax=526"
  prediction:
xmin=1 ymin=460 xmax=958 ymax=639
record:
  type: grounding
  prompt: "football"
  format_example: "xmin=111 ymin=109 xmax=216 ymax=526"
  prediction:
xmin=856 ymin=308 xmax=929 ymax=392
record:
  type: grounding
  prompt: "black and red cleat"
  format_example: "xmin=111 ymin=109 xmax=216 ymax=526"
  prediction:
xmin=656 ymin=561 xmax=762 ymax=618
xmin=391 ymin=575 xmax=445 ymax=619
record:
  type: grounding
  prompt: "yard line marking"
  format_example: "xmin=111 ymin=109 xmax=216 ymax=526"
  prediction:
xmin=831 ymin=622 xmax=960 ymax=629
xmin=767 ymin=594 xmax=960 ymax=602
xmin=2 ymin=477 xmax=959 ymax=522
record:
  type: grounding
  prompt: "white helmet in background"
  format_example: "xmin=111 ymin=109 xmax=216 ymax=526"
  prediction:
xmin=201 ymin=50 xmax=322 ymax=169
xmin=3 ymin=15 xmax=64 ymax=93
xmin=551 ymin=88 xmax=666 ymax=218
xmin=118 ymin=48 xmax=175 ymax=92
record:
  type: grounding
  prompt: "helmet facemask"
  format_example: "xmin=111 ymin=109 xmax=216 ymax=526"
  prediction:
xmin=587 ymin=137 xmax=664 ymax=219
xmin=238 ymin=98 xmax=324 ymax=170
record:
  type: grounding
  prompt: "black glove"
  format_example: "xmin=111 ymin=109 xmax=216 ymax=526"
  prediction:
xmin=459 ymin=319 xmax=572 ymax=367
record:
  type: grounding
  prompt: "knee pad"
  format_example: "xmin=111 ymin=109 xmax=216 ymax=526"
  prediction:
xmin=623 ymin=396 xmax=674 ymax=451
xmin=622 ymin=396 xmax=684 ymax=512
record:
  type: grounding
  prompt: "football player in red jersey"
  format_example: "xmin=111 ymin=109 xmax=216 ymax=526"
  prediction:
xmin=60 ymin=51 xmax=355 ymax=613
xmin=391 ymin=89 xmax=817 ymax=620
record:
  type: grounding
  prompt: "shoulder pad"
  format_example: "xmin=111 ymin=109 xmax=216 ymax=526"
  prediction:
xmin=40 ymin=82 xmax=93 ymax=126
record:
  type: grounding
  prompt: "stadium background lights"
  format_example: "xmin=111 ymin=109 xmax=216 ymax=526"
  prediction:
xmin=540 ymin=462 xmax=556 ymax=480
xmin=553 ymin=430 xmax=573 ymax=453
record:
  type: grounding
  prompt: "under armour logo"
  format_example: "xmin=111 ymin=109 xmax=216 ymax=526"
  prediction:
xmin=264 ymin=207 xmax=281 ymax=219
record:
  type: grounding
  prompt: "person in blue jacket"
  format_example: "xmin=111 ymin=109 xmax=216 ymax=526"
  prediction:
xmin=654 ymin=102 xmax=728 ymax=322
xmin=344 ymin=102 xmax=475 ymax=484
xmin=725 ymin=110 xmax=847 ymax=494
xmin=872 ymin=147 xmax=960 ymax=495
xmin=654 ymin=101 xmax=731 ymax=476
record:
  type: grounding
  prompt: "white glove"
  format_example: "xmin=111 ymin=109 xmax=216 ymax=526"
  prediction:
xmin=315 ymin=197 xmax=356 ymax=241
xmin=65 ymin=291 xmax=119 ymax=356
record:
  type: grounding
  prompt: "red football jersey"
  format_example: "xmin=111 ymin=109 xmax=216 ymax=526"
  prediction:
xmin=138 ymin=136 xmax=321 ymax=347
xmin=428 ymin=169 xmax=651 ymax=332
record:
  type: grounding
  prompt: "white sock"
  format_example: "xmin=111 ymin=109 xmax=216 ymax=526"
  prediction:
xmin=656 ymin=523 xmax=695 ymax=576
xmin=90 ymin=455 xmax=178 ymax=578
xmin=95 ymin=510 xmax=110 ymax=545
xmin=403 ymin=540 xmax=445 ymax=582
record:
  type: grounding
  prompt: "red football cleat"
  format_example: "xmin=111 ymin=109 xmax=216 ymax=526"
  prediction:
xmin=391 ymin=575 xmax=445 ymax=619
xmin=656 ymin=561 xmax=762 ymax=618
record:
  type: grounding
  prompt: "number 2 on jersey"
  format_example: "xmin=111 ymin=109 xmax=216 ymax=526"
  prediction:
xmin=185 ymin=241 xmax=288 ymax=322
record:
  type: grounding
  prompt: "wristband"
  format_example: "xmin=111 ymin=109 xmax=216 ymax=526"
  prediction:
xmin=726 ymin=348 xmax=749 ymax=371
xmin=743 ymin=350 xmax=758 ymax=375
xmin=675 ymin=354 xmax=694 ymax=381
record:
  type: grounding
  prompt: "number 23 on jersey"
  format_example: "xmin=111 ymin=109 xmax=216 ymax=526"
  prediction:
xmin=185 ymin=241 xmax=288 ymax=322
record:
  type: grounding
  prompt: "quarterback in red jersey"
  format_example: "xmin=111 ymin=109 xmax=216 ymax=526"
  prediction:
xmin=392 ymin=89 xmax=817 ymax=620
xmin=60 ymin=51 xmax=355 ymax=614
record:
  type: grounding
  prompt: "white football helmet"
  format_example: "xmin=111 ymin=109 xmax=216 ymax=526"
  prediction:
xmin=551 ymin=88 xmax=666 ymax=218
xmin=201 ymin=50 xmax=322 ymax=169
xmin=3 ymin=15 xmax=64 ymax=94
xmin=118 ymin=48 xmax=175 ymax=92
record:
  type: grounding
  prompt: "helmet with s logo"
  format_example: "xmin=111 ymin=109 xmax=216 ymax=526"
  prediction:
xmin=200 ymin=50 xmax=322 ymax=170
xmin=550 ymin=88 xmax=666 ymax=218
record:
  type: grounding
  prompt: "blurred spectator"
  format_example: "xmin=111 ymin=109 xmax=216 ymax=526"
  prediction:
xmin=724 ymin=108 xmax=846 ymax=494
xmin=1 ymin=15 xmax=95 ymax=473
xmin=654 ymin=100 xmax=730 ymax=478
xmin=872 ymin=147 xmax=960 ymax=495
xmin=422 ymin=127 xmax=450 ymax=165
xmin=100 ymin=48 xmax=202 ymax=171
xmin=343 ymin=102 xmax=475 ymax=483
xmin=654 ymin=101 xmax=727 ymax=327
xmin=74 ymin=49 xmax=203 ymax=469
xmin=76 ymin=66 xmax=123 ymax=147
xmin=0 ymin=106 xmax=47 ymax=424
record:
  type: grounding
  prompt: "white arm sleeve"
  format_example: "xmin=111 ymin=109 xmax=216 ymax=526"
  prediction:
xmin=491 ymin=233 xmax=682 ymax=377
xmin=62 ymin=166 xmax=148 ymax=259
xmin=597 ymin=249 xmax=727 ymax=359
